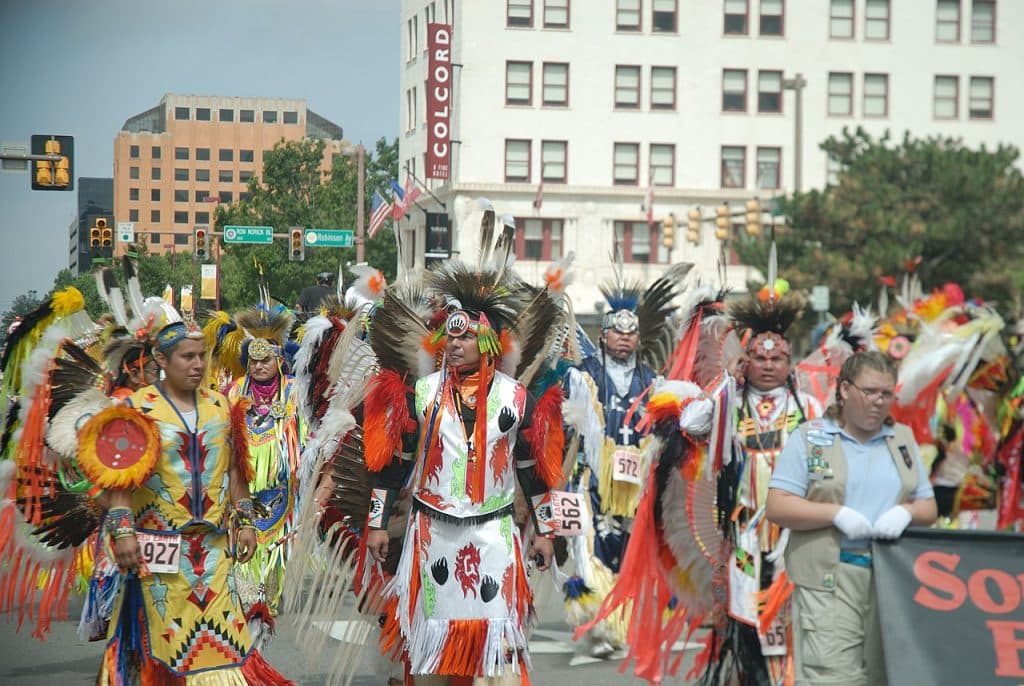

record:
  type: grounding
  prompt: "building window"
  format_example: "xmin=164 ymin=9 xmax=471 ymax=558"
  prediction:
xmin=147 ymin=231 xmax=159 ymax=244
xmin=283 ymin=110 xmax=299 ymax=124
xmin=652 ymin=0 xmax=676 ymax=32
xmin=936 ymin=0 xmax=960 ymax=42
xmin=863 ymin=73 xmax=889 ymax=117
xmin=826 ymin=154 xmax=845 ymax=185
xmin=406 ymin=87 xmax=419 ymax=130
xmin=240 ymin=149 xmax=254 ymax=163
xmin=651 ymin=67 xmax=676 ymax=109
xmin=219 ymin=191 xmax=233 ymax=203
xmin=830 ymin=0 xmax=854 ymax=38
xmin=196 ymin=148 xmax=210 ymax=161
xmin=240 ymin=109 xmax=255 ymax=123
xmin=505 ymin=139 xmax=531 ymax=182
xmin=506 ymin=61 xmax=533 ymax=105
xmin=151 ymin=189 xmax=160 ymax=201
xmin=515 ymin=218 xmax=563 ymax=261
xmin=130 ymin=145 xmax=139 ymax=158
xmin=196 ymin=190 xmax=209 ymax=202
xmin=723 ymin=69 xmax=748 ymax=112
xmin=934 ymin=75 xmax=959 ymax=118
xmin=650 ymin=143 xmax=675 ymax=186
xmin=174 ymin=189 xmax=188 ymax=202
xmin=219 ymin=108 xmax=234 ymax=122
xmin=407 ymin=15 xmax=419 ymax=58
xmin=614 ymin=221 xmax=667 ymax=264
xmin=240 ymin=191 xmax=253 ymax=202
xmin=615 ymin=65 xmax=641 ymax=108
xmin=542 ymin=62 xmax=569 ymax=106
xmin=129 ymin=209 xmax=139 ymax=222
xmin=758 ymin=70 xmax=782 ymax=112
xmin=196 ymin=169 xmax=210 ymax=182
xmin=196 ymin=107 xmax=211 ymax=121
xmin=971 ymin=0 xmax=994 ymax=42
xmin=195 ymin=211 xmax=210 ymax=224
xmin=151 ymin=167 xmax=161 ymax=181
xmin=828 ymin=72 xmax=853 ymax=115
xmin=219 ymin=149 xmax=233 ymax=162
xmin=616 ymin=0 xmax=641 ymax=30
xmin=175 ymin=147 xmax=189 ymax=160
xmin=130 ymin=166 xmax=139 ymax=180
xmin=240 ymin=170 xmax=253 ymax=183
xmin=263 ymin=110 xmax=278 ymax=123
xmin=129 ymin=188 xmax=139 ymax=201
xmin=174 ymin=106 xmax=189 ymax=120
xmin=721 ymin=146 xmax=746 ymax=188
xmin=969 ymin=76 xmax=994 ymax=118
xmin=174 ymin=233 xmax=189 ymax=246
xmin=760 ymin=0 xmax=784 ymax=35
xmin=865 ymin=0 xmax=890 ymax=39
xmin=508 ymin=0 xmax=533 ymax=27
xmin=613 ymin=142 xmax=640 ymax=185
xmin=174 ymin=211 xmax=189 ymax=224
xmin=219 ymin=170 xmax=234 ymax=183
xmin=175 ymin=168 xmax=189 ymax=181
xmin=756 ymin=147 xmax=781 ymax=189
xmin=544 ymin=0 xmax=569 ymax=27
xmin=724 ymin=0 xmax=748 ymax=34
xmin=541 ymin=140 xmax=568 ymax=182
xmin=151 ymin=210 xmax=161 ymax=223
xmin=151 ymin=146 xmax=161 ymax=159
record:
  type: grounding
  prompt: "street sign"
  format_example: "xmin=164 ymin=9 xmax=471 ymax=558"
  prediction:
xmin=811 ymin=285 xmax=830 ymax=312
xmin=304 ymin=229 xmax=354 ymax=248
xmin=117 ymin=222 xmax=135 ymax=243
xmin=223 ymin=225 xmax=273 ymax=244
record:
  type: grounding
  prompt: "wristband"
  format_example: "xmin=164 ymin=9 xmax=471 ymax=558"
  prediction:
xmin=368 ymin=488 xmax=396 ymax=529
xmin=104 ymin=507 xmax=135 ymax=538
xmin=232 ymin=498 xmax=256 ymax=529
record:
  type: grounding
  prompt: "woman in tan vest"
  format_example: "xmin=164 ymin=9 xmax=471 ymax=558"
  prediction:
xmin=766 ymin=351 xmax=937 ymax=686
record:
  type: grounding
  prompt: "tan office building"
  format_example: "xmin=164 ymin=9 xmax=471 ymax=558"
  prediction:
xmin=113 ymin=93 xmax=347 ymax=255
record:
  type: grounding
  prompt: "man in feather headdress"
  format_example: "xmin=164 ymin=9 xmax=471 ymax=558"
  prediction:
xmin=362 ymin=246 xmax=568 ymax=684
xmin=721 ymin=279 xmax=823 ymax=684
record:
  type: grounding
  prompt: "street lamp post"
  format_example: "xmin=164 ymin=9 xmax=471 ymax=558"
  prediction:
xmin=782 ymin=73 xmax=807 ymax=193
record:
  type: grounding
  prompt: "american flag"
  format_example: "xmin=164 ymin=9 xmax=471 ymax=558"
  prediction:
xmin=391 ymin=175 xmax=423 ymax=221
xmin=368 ymin=190 xmax=391 ymax=238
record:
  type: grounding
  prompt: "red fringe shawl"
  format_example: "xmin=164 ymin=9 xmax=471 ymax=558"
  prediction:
xmin=364 ymin=369 xmax=415 ymax=472
xmin=524 ymin=384 xmax=565 ymax=489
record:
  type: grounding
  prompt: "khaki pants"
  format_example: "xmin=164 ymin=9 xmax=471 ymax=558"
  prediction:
xmin=792 ymin=562 xmax=886 ymax=686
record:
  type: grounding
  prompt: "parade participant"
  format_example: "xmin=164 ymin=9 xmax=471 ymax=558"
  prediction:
xmin=107 ymin=340 xmax=159 ymax=400
xmin=98 ymin=320 xmax=289 ymax=684
xmin=720 ymin=278 xmax=823 ymax=684
xmin=767 ymin=350 xmax=937 ymax=686
xmin=225 ymin=305 xmax=303 ymax=617
xmin=296 ymin=271 xmax=335 ymax=315
xmin=362 ymin=242 xmax=568 ymax=684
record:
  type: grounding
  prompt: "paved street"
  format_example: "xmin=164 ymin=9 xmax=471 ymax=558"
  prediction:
xmin=0 ymin=574 xmax=704 ymax=685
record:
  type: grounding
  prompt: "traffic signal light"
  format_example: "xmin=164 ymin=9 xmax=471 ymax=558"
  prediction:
xmin=90 ymin=225 xmax=101 ymax=249
xmin=715 ymin=204 xmax=731 ymax=241
xmin=745 ymin=198 xmax=762 ymax=236
xmin=30 ymin=135 xmax=74 ymax=191
xmin=99 ymin=218 xmax=113 ymax=248
xmin=687 ymin=208 xmax=701 ymax=244
xmin=289 ymin=228 xmax=305 ymax=262
xmin=194 ymin=226 xmax=209 ymax=261
xmin=662 ymin=214 xmax=675 ymax=250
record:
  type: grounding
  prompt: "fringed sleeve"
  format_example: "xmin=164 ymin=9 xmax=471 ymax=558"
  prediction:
xmin=230 ymin=398 xmax=254 ymax=483
xmin=363 ymin=369 xmax=416 ymax=472
xmin=523 ymin=383 xmax=565 ymax=489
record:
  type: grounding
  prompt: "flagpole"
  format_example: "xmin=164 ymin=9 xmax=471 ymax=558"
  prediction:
xmin=357 ymin=144 xmax=366 ymax=262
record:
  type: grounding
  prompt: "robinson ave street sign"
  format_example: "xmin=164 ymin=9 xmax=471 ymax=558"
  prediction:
xmin=304 ymin=229 xmax=354 ymax=248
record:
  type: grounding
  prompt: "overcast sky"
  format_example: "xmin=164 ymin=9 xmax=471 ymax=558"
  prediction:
xmin=0 ymin=0 xmax=398 ymax=312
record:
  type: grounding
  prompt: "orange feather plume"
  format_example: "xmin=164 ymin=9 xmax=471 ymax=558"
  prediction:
xmin=230 ymin=398 xmax=254 ymax=483
xmin=524 ymin=384 xmax=565 ymax=489
xmin=364 ymin=369 xmax=415 ymax=472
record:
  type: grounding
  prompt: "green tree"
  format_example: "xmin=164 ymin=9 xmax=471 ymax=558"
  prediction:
xmin=0 ymin=290 xmax=43 ymax=349
xmin=214 ymin=137 xmax=400 ymax=310
xmin=734 ymin=128 xmax=1024 ymax=318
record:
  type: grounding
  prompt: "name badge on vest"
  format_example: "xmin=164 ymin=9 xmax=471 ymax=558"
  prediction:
xmin=898 ymin=445 xmax=913 ymax=469
xmin=807 ymin=445 xmax=833 ymax=481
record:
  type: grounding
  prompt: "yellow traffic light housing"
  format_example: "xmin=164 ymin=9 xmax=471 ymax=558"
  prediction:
xmin=715 ymin=204 xmax=731 ymax=241
xmin=30 ymin=135 xmax=74 ymax=191
xmin=289 ymin=228 xmax=305 ymax=262
xmin=687 ymin=207 xmax=701 ymax=244
xmin=98 ymin=218 xmax=113 ymax=247
xmin=194 ymin=226 xmax=209 ymax=261
xmin=90 ymin=226 xmax=101 ymax=249
xmin=662 ymin=214 xmax=676 ymax=250
xmin=745 ymin=198 xmax=762 ymax=236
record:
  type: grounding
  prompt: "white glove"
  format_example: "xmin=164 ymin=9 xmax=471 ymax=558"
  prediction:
xmin=873 ymin=505 xmax=912 ymax=539
xmin=833 ymin=506 xmax=874 ymax=540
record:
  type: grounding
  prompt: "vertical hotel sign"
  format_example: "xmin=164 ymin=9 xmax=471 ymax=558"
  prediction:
xmin=426 ymin=23 xmax=452 ymax=179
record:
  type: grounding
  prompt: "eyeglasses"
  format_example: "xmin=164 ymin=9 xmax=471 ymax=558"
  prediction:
xmin=847 ymin=381 xmax=896 ymax=402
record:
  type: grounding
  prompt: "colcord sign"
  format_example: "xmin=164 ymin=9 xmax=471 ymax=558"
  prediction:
xmin=874 ymin=529 xmax=1024 ymax=685
xmin=426 ymin=23 xmax=452 ymax=180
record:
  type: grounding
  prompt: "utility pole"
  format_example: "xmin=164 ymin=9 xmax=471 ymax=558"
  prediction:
xmin=782 ymin=73 xmax=807 ymax=193
xmin=356 ymin=144 xmax=365 ymax=262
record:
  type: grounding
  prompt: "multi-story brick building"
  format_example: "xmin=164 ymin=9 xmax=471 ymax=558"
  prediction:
xmin=112 ymin=93 xmax=347 ymax=255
